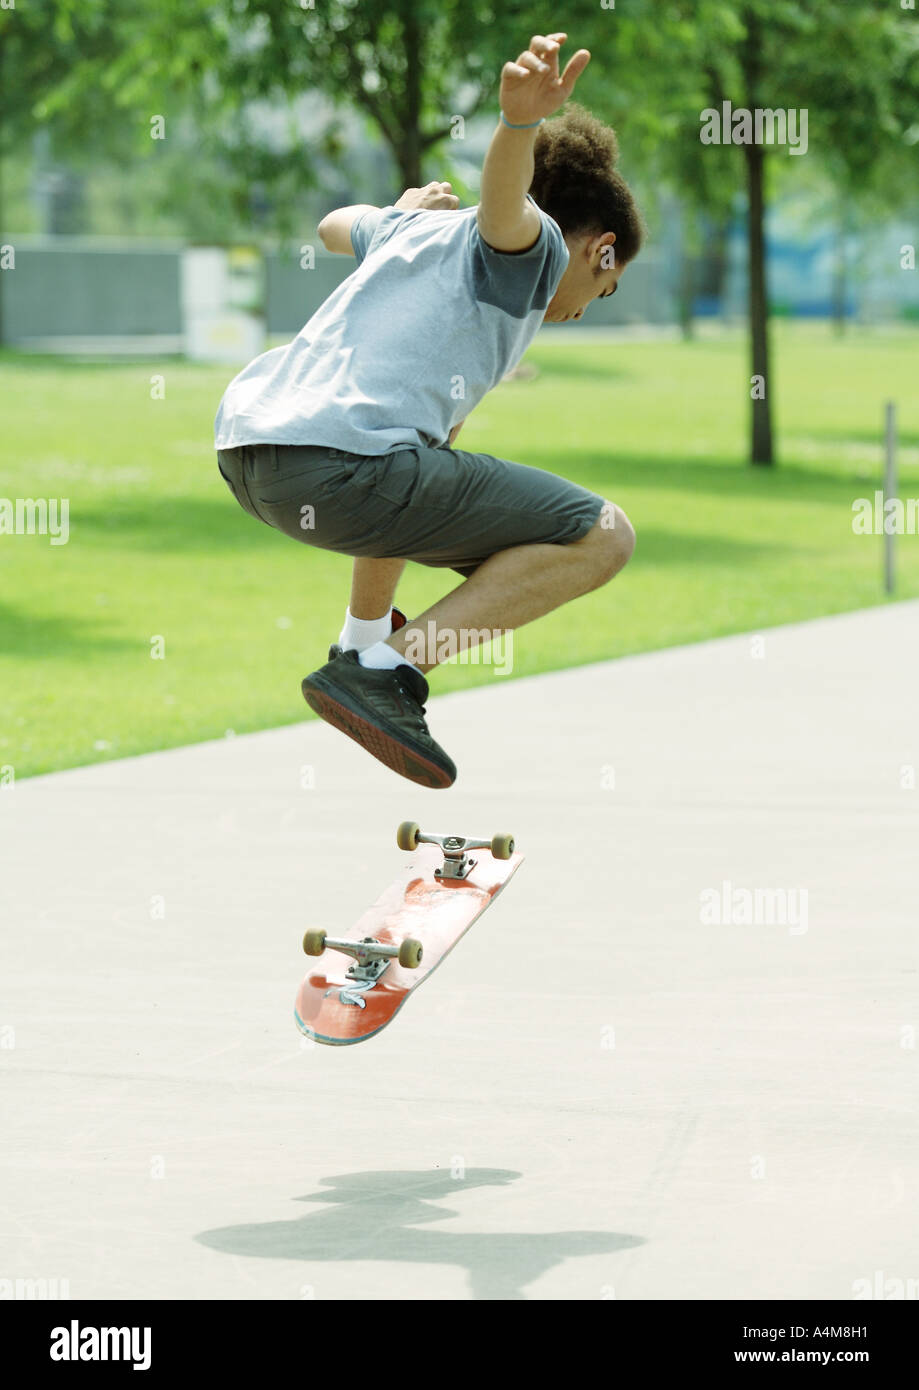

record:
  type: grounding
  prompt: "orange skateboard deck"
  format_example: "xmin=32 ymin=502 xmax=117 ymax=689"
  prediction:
xmin=295 ymin=823 xmax=523 ymax=1046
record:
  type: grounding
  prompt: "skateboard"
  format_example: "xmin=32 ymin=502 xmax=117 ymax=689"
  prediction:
xmin=294 ymin=821 xmax=523 ymax=1046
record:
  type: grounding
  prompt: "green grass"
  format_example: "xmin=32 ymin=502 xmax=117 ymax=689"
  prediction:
xmin=1 ymin=322 xmax=917 ymax=779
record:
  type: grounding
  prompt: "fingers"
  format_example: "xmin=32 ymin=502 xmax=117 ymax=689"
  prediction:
xmin=560 ymin=48 xmax=591 ymax=94
xmin=529 ymin=34 xmax=561 ymax=60
xmin=515 ymin=49 xmax=551 ymax=75
xmin=517 ymin=34 xmax=583 ymax=85
xmin=425 ymin=181 xmax=459 ymax=209
xmin=503 ymin=33 xmax=586 ymax=104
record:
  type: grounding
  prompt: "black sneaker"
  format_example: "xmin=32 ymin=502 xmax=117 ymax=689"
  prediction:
xmin=302 ymin=649 xmax=457 ymax=789
xmin=327 ymin=606 xmax=408 ymax=663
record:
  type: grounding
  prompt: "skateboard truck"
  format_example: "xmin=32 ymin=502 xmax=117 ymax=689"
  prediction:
xmin=303 ymin=930 xmax=422 ymax=969
xmin=300 ymin=824 xmax=517 ymax=1001
xmin=302 ymin=932 xmax=421 ymax=1008
xmin=296 ymin=821 xmax=522 ymax=1041
xmin=396 ymin=820 xmax=515 ymax=882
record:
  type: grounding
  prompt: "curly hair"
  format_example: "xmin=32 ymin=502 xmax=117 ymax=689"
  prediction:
xmin=529 ymin=103 xmax=645 ymax=264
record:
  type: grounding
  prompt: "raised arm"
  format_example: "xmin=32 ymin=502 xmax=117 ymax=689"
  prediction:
xmin=317 ymin=205 xmax=379 ymax=256
xmin=477 ymin=32 xmax=590 ymax=253
xmin=318 ymin=183 xmax=461 ymax=256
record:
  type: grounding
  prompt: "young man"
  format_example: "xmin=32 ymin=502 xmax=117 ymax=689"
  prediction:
xmin=215 ymin=32 xmax=644 ymax=789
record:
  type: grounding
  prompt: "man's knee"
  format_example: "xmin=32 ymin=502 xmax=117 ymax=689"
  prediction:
xmin=582 ymin=502 xmax=635 ymax=587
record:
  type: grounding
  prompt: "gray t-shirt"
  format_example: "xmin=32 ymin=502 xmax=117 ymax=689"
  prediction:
xmin=213 ymin=198 xmax=568 ymax=454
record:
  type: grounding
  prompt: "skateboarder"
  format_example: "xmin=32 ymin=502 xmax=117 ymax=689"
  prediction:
xmin=215 ymin=32 xmax=644 ymax=788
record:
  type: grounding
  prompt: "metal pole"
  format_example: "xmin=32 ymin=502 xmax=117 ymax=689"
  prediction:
xmin=884 ymin=402 xmax=897 ymax=595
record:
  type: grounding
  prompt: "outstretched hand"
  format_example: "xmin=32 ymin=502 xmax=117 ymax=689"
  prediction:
xmin=500 ymin=32 xmax=590 ymax=127
xmin=395 ymin=181 xmax=461 ymax=212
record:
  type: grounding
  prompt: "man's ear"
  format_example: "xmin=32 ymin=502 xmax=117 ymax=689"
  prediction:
xmin=592 ymin=231 xmax=617 ymax=268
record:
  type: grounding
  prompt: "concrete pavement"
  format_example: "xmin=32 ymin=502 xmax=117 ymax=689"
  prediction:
xmin=2 ymin=601 xmax=917 ymax=1300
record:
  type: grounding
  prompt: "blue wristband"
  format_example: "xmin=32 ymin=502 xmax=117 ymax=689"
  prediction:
xmin=500 ymin=112 xmax=545 ymax=130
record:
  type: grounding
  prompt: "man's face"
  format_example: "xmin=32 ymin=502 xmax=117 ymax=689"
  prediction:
xmin=544 ymin=231 xmax=624 ymax=323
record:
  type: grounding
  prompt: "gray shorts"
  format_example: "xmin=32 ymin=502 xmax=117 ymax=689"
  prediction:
xmin=216 ymin=442 xmax=606 ymax=577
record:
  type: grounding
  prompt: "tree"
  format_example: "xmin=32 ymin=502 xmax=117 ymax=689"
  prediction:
xmin=32 ymin=1 xmax=529 ymax=195
xmin=292 ymin=0 xmax=524 ymax=189
xmin=576 ymin=0 xmax=919 ymax=465
xmin=2 ymin=2 xmax=540 ymax=275
xmin=0 ymin=0 xmax=124 ymax=339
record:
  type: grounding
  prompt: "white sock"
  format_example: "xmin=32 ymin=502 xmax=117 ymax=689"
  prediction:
xmin=358 ymin=640 xmax=417 ymax=672
xmin=338 ymin=606 xmax=392 ymax=652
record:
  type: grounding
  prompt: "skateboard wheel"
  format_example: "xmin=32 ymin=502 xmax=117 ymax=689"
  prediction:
xmin=302 ymin=929 xmax=327 ymax=957
xmin=491 ymin=833 xmax=515 ymax=860
xmin=398 ymin=937 xmax=424 ymax=969
xmin=397 ymin=820 xmax=421 ymax=852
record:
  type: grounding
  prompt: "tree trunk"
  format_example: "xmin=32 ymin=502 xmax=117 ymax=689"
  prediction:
xmin=740 ymin=6 xmax=774 ymax=467
xmin=744 ymin=129 xmax=774 ymax=465
xmin=396 ymin=135 xmax=423 ymax=190
xmin=0 ymin=120 xmax=5 ymax=346
xmin=395 ymin=5 xmax=424 ymax=189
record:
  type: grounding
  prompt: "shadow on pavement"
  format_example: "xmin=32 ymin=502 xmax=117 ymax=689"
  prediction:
xmin=195 ymin=1168 xmax=644 ymax=1300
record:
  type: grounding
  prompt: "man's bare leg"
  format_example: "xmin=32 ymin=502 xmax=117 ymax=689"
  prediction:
xmin=303 ymin=505 xmax=633 ymax=788
xmin=348 ymin=557 xmax=406 ymax=620
xmin=386 ymin=505 xmax=634 ymax=673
